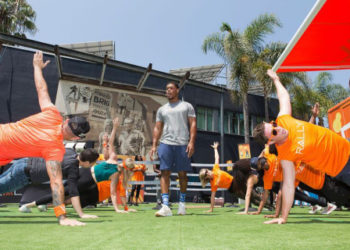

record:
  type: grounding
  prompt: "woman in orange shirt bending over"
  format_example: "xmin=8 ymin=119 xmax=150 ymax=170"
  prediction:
xmin=199 ymin=142 xmax=234 ymax=213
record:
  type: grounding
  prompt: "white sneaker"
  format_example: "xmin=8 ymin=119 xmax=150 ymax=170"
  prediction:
xmin=322 ymin=203 xmax=337 ymax=215
xmin=155 ymin=204 xmax=172 ymax=217
xmin=19 ymin=205 xmax=32 ymax=213
xmin=309 ymin=205 xmax=323 ymax=214
xmin=177 ymin=202 xmax=186 ymax=215
xmin=37 ymin=205 xmax=47 ymax=212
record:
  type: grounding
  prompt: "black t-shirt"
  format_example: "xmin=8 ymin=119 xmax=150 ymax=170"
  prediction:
xmin=28 ymin=148 xmax=80 ymax=197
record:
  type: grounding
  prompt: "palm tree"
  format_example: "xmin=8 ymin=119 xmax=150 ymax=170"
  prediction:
xmin=311 ymin=72 xmax=350 ymax=124
xmin=202 ymin=13 xmax=281 ymax=143
xmin=0 ymin=0 xmax=37 ymax=38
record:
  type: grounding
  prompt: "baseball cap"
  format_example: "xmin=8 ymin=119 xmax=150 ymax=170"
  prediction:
xmin=250 ymin=157 xmax=259 ymax=170
xmin=68 ymin=116 xmax=90 ymax=138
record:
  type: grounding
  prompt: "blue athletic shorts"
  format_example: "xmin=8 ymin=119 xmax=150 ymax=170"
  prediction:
xmin=158 ymin=143 xmax=192 ymax=172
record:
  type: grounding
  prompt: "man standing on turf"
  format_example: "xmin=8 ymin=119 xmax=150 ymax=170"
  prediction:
xmin=0 ymin=51 xmax=90 ymax=226
xmin=149 ymin=82 xmax=196 ymax=217
xmin=253 ymin=69 xmax=350 ymax=224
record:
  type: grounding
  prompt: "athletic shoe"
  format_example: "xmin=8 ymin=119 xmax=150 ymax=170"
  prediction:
xmin=19 ymin=205 xmax=32 ymax=213
xmin=309 ymin=205 xmax=323 ymax=214
xmin=322 ymin=203 xmax=337 ymax=215
xmin=177 ymin=202 xmax=186 ymax=215
xmin=155 ymin=204 xmax=172 ymax=217
xmin=37 ymin=205 xmax=47 ymax=212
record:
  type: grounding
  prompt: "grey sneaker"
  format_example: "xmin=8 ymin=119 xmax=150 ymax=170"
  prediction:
xmin=155 ymin=204 xmax=172 ymax=217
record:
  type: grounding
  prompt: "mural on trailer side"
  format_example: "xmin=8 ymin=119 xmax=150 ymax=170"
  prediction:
xmin=56 ymin=80 xmax=167 ymax=156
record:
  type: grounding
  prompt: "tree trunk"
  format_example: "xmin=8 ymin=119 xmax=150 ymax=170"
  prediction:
xmin=243 ymin=93 xmax=250 ymax=144
xmin=264 ymin=93 xmax=269 ymax=122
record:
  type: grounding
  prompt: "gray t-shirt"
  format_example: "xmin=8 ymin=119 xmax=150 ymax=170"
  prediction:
xmin=156 ymin=100 xmax=196 ymax=145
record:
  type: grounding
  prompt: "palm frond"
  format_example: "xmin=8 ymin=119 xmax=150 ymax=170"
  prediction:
xmin=202 ymin=32 xmax=227 ymax=61
xmin=243 ymin=13 xmax=282 ymax=51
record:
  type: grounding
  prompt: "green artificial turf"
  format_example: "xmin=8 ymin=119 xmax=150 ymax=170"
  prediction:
xmin=0 ymin=203 xmax=350 ymax=249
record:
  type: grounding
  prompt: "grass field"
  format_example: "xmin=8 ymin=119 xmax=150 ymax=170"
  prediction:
xmin=1 ymin=203 xmax=350 ymax=250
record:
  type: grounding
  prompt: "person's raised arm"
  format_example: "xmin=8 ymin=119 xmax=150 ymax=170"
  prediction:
xmin=149 ymin=121 xmax=163 ymax=158
xmin=267 ymin=69 xmax=291 ymax=117
xmin=264 ymin=160 xmax=295 ymax=224
xmin=186 ymin=117 xmax=197 ymax=158
xmin=108 ymin=118 xmax=119 ymax=160
xmin=102 ymin=133 xmax=110 ymax=160
xmin=211 ymin=142 xmax=220 ymax=165
xmin=309 ymin=102 xmax=320 ymax=124
xmin=33 ymin=51 xmax=52 ymax=110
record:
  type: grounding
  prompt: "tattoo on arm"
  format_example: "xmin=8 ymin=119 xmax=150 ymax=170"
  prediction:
xmin=46 ymin=160 xmax=64 ymax=207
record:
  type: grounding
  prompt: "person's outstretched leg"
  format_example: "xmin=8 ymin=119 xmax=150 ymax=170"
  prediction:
xmin=0 ymin=159 xmax=31 ymax=194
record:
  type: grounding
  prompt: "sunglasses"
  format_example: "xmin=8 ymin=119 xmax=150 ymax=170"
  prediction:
xmin=270 ymin=121 xmax=278 ymax=136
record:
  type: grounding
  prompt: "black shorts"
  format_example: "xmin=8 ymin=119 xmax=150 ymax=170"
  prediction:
xmin=321 ymin=175 xmax=350 ymax=206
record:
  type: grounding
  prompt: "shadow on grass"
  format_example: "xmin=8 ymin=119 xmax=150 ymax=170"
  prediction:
xmin=78 ymin=220 xmax=112 ymax=224
xmin=0 ymin=215 xmax=52 ymax=218
xmin=86 ymin=208 xmax=115 ymax=211
xmin=290 ymin=216 xmax=350 ymax=219
xmin=288 ymin=219 xmax=350 ymax=224
xmin=224 ymin=210 xmax=236 ymax=213
xmin=66 ymin=214 xmax=112 ymax=218
xmin=0 ymin=220 xmax=57 ymax=224
xmin=194 ymin=213 xmax=218 ymax=216
xmin=0 ymin=210 xmax=10 ymax=212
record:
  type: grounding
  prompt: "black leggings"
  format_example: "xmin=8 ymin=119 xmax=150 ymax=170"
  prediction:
xmin=294 ymin=188 xmax=327 ymax=207
xmin=129 ymin=185 xmax=141 ymax=202
xmin=36 ymin=167 xmax=98 ymax=207
xmin=299 ymin=175 xmax=350 ymax=207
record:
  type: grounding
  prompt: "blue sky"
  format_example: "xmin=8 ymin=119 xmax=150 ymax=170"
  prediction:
xmin=27 ymin=0 xmax=349 ymax=89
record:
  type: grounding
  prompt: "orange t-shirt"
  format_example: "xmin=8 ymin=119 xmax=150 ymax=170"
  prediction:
xmin=210 ymin=164 xmax=233 ymax=192
xmin=0 ymin=106 xmax=65 ymax=166
xmin=276 ymin=115 xmax=350 ymax=176
xmin=295 ymin=162 xmax=325 ymax=190
xmin=263 ymin=153 xmax=282 ymax=190
xmin=131 ymin=164 xmax=146 ymax=182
